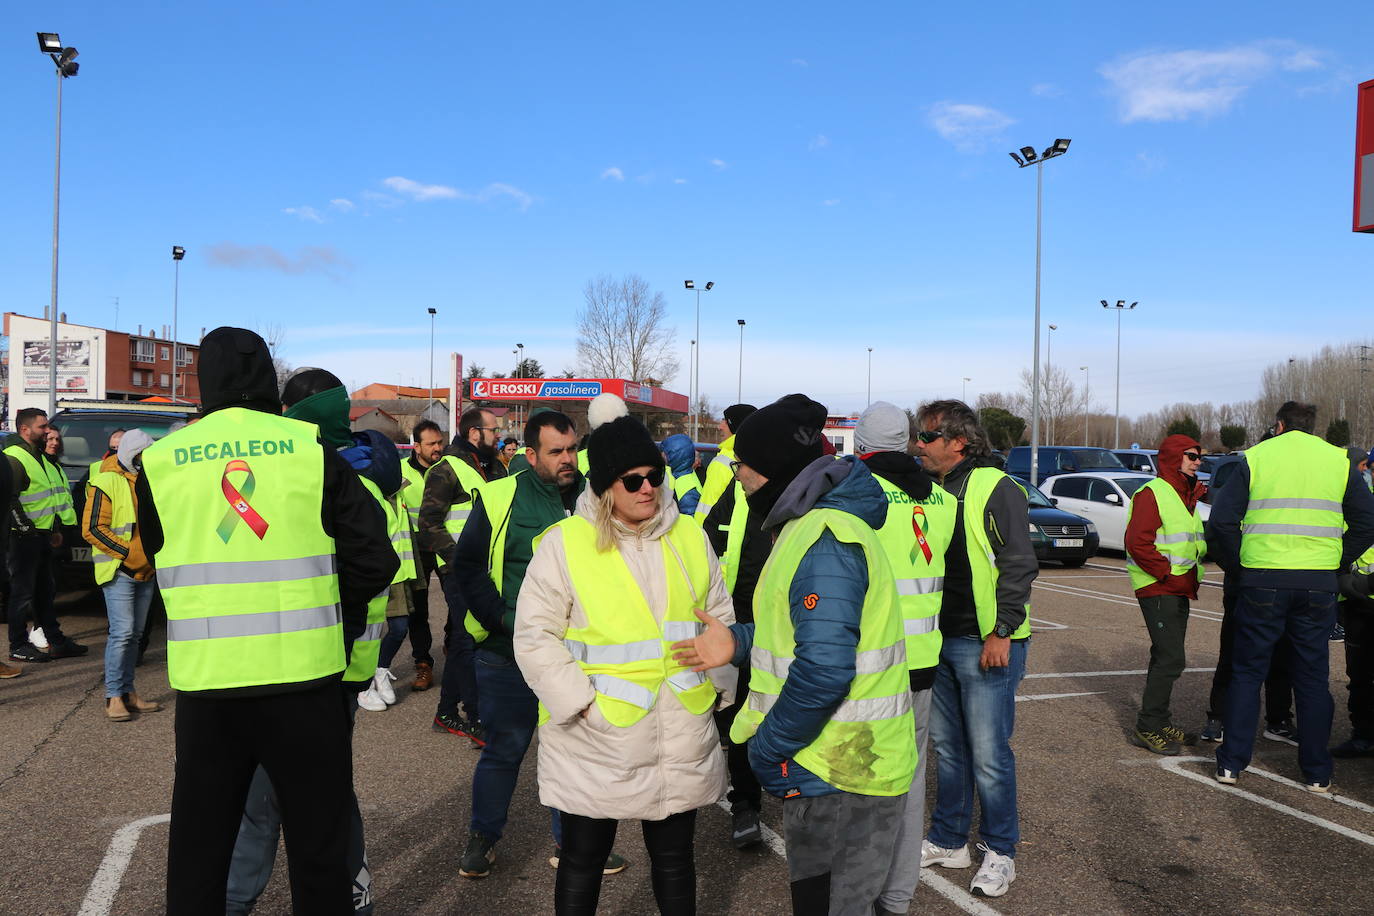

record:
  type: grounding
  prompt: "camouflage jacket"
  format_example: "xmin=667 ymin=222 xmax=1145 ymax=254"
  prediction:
xmin=417 ymin=440 xmax=507 ymax=566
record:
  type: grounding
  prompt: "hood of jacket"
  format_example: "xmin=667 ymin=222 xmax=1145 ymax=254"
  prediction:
xmin=284 ymin=385 xmax=353 ymax=450
xmin=661 ymin=434 xmax=697 ymax=477
xmin=198 ymin=327 xmax=281 ymax=415
xmin=339 ymin=429 xmax=403 ymax=498
xmin=1156 ymin=433 xmax=1201 ymax=505
xmin=573 ymin=474 xmax=680 ymax=542
xmin=760 ymin=455 xmax=888 ymax=533
xmin=861 ymin=451 xmax=933 ymax=502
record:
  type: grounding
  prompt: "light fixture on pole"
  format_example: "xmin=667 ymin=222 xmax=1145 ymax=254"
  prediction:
xmin=1101 ymin=300 xmax=1138 ymax=448
xmin=683 ymin=280 xmax=714 ymax=441
xmin=867 ymin=348 xmax=874 ymax=407
xmin=516 ymin=342 xmax=525 ymax=426
xmin=426 ymin=307 xmax=437 ymax=399
xmin=171 ymin=246 xmax=185 ymax=402
xmin=962 ymin=377 xmax=971 ymax=402
xmin=38 ymin=32 xmax=79 ymax=417
xmin=1009 ymin=137 xmax=1071 ymax=486
xmin=736 ymin=319 xmax=745 ymax=403
xmin=1079 ymin=366 xmax=1090 ymax=446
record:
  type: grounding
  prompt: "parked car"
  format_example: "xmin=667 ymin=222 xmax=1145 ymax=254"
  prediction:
xmin=1199 ymin=454 xmax=1244 ymax=504
xmin=1010 ymin=476 xmax=1099 ymax=567
xmin=1042 ymin=471 xmax=1211 ymax=552
xmin=1005 ymin=445 xmax=1127 ymax=486
xmin=1113 ymin=449 xmax=1159 ymax=474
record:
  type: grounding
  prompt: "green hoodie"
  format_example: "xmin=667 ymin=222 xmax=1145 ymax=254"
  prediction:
xmin=284 ymin=385 xmax=352 ymax=449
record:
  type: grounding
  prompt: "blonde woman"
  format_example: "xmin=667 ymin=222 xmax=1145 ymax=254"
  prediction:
xmin=515 ymin=411 xmax=736 ymax=915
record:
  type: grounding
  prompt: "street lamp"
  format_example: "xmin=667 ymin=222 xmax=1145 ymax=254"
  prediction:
xmin=736 ymin=319 xmax=746 ymax=403
xmin=684 ymin=280 xmax=714 ymax=441
xmin=38 ymin=31 xmax=80 ymax=417
xmin=867 ymin=347 xmax=874 ymax=407
xmin=1010 ymin=137 xmax=1071 ymax=486
xmin=1079 ymin=366 xmax=1090 ymax=446
xmin=1101 ymin=300 xmax=1138 ymax=448
xmin=1046 ymin=323 xmax=1058 ymax=444
xmin=426 ymin=307 xmax=437 ymax=399
xmin=171 ymin=246 xmax=185 ymax=401
xmin=962 ymin=377 xmax=971 ymax=401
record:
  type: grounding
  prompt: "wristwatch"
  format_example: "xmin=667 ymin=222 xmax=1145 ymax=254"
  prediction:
xmin=992 ymin=622 xmax=1014 ymax=639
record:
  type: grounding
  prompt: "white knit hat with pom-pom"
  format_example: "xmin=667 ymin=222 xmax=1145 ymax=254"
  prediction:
xmin=587 ymin=393 xmax=629 ymax=430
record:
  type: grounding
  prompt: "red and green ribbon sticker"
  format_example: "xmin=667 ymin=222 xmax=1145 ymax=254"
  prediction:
xmin=217 ymin=459 xmax=270 ymax=543
xmin=910 ymin=506 xmax=932 ymax=565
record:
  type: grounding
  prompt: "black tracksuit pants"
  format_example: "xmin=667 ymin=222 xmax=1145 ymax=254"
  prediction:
xmin=167 ymin=682 xmax=354 ymax=915
xmin=1342 ymin=595 xmax=1374 ymax=740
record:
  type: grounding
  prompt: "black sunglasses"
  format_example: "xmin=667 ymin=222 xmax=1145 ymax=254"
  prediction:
xmin=1183 ymin=452 xmax=1202 ymax=461
xmin=916 ymin=430 xmax=945 ymax=444
xmin=618 ymin=467 xmax=666 ymax=492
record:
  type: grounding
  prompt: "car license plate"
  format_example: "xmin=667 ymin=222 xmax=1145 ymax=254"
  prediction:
xmin=70 ymin=546 xmax=91 ymax=562
xmin=1053 ymin=538 xmax=1084 ymax=548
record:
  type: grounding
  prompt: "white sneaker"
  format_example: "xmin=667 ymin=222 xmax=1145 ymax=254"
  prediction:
xmin=28 ymin=627 xmax=49 ymax=650
xmin=969 ymin=844 xmax=1015 ymax=898
xmin=357 ymin=686 xmax=387 ymax=711
xmin=374 ymin=668 xmax=396 ymax=705
xmin=920 ymin=839 xmax=973 ymax=869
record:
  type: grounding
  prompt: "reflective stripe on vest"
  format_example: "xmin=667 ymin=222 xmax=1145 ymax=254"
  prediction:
xmin=345 ymin=477 xmax=394 ymax=682
xmin=141 ymin=408 xmax=344 ymax=691
xmin=694 ymin=435 xmax=736 ymax=520
xmin=434 ymin=455 xmax=489 ymax=570
xmin=728 ymin=497 xmax=915 ymax=797
xmin=1126 ymin=477 xmax=1207 ymax=592
xmin=534 ymin=513 xmax=717 ymax=727
xmin=52 ymin=465 xmax=77 ymax=525
xmin=461 ymin=472 xmax=521 ymax=644
xmin=87 ymin=465 xmax=137 ymax=586
xmin=5 ymin=446 xmax=65 ymax=530
xmin=959 ymin=468 xmax=1032 ymax=640
xmin=872 ymin=473 xmax=955 ymax=671
xmin=1240 ymin=432 xmax=1349 ymax=570
xmin=719 ymin=481 xmax=750 ymax=594
xmin=400 ymin=460 xmax=426 ymax=529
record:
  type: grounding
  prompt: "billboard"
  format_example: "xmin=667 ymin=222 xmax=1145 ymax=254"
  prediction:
xmin=22 ymin=338 xmax=91 ymax=394
xmin=1356 ymin=79 xmax=1374 ymax=232
xmin=468 ymin=378 xmax=688 ymax=413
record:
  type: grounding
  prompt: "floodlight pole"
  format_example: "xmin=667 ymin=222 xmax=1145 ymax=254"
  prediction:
xmin=171 ymin=252 xmax=181 ymax=401
xmin=1080 ymin=366 xmax=1090 ymax=446
xmin=736 ymin=319 xmax=745 ymax=403
xmin=867 ymin=348 xmax=873 ymax=407
xmin=1102 ymin=300 xmax=1137 ymax=449
xmin=47 ymin=62 xmax=66 ymax=416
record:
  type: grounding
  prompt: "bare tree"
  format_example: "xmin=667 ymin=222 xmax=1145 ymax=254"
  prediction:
xmin=576 ymin=274 xmax=680 ymax=384
xmin=256 ymin=323 xmax=293 ymax=391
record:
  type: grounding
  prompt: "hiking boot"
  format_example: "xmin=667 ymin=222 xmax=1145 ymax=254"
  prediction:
xmin=548 ymin=848 xmax=629 ymax=874
xmin=1200 ymin=718 xmax=1224 ymax=743
xmin=920 ymin=839 xmax=973 ymax=869
xmin=373 ymin=668 xmax=396 ymax=705
xmin=358 ymin=687 xmax=387 ymax=711
xmin=10 ymin=645 xmax=50 ymax=663
xmin=0 ymin=660 xmax=22 ymax=679
xmin=1332 ymin=737 xmax=1374 ymax=758
xmin=731 ymin=808 xmax=762 ymax=849
xmin=48 ymin=640 xmax=89 ymax=659
xmin=433 ymin=713 xmax=485 ymax=746
xmin=458 ymin=832 xmax=496 ymax=879
xmin=1215 ymin=766 xmax=1239 ymax=785
xmin=106 ymin=695 xmax=133 ymax=722
xmin=412 ymin=661 xmax=434 ymax=691
xmin=1130 ymin=729 xmax=1181 ymax=756
xmin=1160 ymin=725 xmax=1198 ymax=747
xmin=124 ymin=692 xmax=161 ymax=713
xmin=970 ymin=844 xmax=1015 ymax=898
xmin=28 ymin=627 xmax=49 ymax=650
xmin=1263 ymin=720 xmax=1299 ymax=747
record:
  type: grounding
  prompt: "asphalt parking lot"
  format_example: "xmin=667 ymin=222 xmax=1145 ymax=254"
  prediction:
xmin=3 ymin=559 xmax=1373 ymax=915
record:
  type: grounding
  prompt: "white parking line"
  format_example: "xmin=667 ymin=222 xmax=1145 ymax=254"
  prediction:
xmin=1033 ymin=579 xmax=1224 ymax=620
xmin=714 ymin=801 xmax=1005 ymax=915
xmin=1157 ymin=756 xmax=1374 ymax=848
xmin=1016 ymin=691 xmax=1103 ymax=702
xmin=1025 ymin=667 xmax=1214 ymax=679
xmin=1029 ymin=617 xmax=1068 ymax=630
xmin=79 ymin=813 xmax=171 ymax=916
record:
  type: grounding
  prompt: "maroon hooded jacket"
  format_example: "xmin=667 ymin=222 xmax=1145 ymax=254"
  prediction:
xmin=1125 ymin=434 xmax=1206 ymax=599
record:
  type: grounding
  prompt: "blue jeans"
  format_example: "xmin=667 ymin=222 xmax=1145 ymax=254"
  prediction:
xmin=377 ymin=616 xmax=409 ymax=670
xmin=470 ymin=650 xmax=561 ymax=846
xmin=102 ymin=573 xmax=155 ymax=698
xmin=1218 ymin=587 xmax=1337 ymax=782
xmin=927 ymin=636 xmax=1027 ymax=858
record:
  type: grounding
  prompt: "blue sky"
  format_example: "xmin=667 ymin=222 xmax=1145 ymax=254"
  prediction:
xmin=5 ymin=2 xmax=1374 ymax=418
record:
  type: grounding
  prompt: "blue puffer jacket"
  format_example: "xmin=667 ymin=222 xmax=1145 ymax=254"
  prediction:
xmin=661 ymin=433 xmax=701 ymax=516
xmin=339 ymin=429 xmax=404 ymax=500
xmin=728 ymin=455 xmax=890 ymax=798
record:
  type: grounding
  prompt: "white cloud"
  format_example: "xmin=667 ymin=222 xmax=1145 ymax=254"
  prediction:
xmin=330 ymin=198 xmax=355 ymax=212
xmin=927 ymin=102 xmax=1016 ymax=153
xmin=1099 ymin=41 xmax=1326 ymax=123
xmin=478 ymin=182 xmax=534 ymax=210
xmin=673 ymin=178 xmax=687 ymax=185
xmin=709 ymin=158 xmax=727 ymax=170
xmin=377 ymin=176 xmax=534 ymax=210
xmin=382 ymin=176 xmax=461 ymax=201
xmin=808 ymin=134 xmax=830 ymax=151
xmin=600 ymin=167 xmax=625 ymax=181
xmin=282 ymin=206 xmax=323 ymax=223
xmin=822 ymin=199 xmax=840 ymax=206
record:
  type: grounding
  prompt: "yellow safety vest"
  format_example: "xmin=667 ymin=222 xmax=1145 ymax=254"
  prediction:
xmin=695 ymin=435 xmax=736 ymax=520
xmin=52 ymin=463 xmax=77 ymax=525
xmin=141 ymin=408 xmax=344 ymax=692
xmin=344 ymin=476 xmax=394 ymax=683
xmin=1240 ymin=432 xmax=1349 ymax=570
xmin=715 ymin=481 xmax=751 ymax=594
xmin=872 ymin=474 xmax=955 ymax=671
xmin=5 ymin=444 xmax=65 ymax=531
xmin=460 ymin=472 xmax=522 ymax=643
xmin=534 ymin=514 xmax=717 ymax=727
xmin=86 ymin=463 xmax=137 ymax=586
xmin=1126 ymin=477 xmax=1206 ymax=591
xmin=400 ymin=458 xmax=427 ymax=533
xmin=954 ymin=468 xmax=1032 ymax=640
xmin=730 ymin=506 xmax=916 ymax=796
xmin=672 ymin=470 xmax=700 ymax=508
xmin=433 ymin=455 xmax=489 ymax=570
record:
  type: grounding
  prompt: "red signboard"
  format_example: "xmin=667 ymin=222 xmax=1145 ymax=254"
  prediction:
xmin=467 ymin=378 xmax=688 ymax=414
xmin=1355 ymin=79 xmax=1374 ymax=232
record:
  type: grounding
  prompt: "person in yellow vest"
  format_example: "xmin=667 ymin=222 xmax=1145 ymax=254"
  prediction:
xmin=1209 ymin=401 xmax=1374 ymax=791
xmin=399 ymin=419 xmax=446 ymax=691
xmin=136 ymin=328 xmax=397 ymax=914
xmin=911 ymin=399 xmax=1035 ymax=900
xmin=694 ymin=403 xmax=755 ymax=520
xmin=516 ymin=410 xmax=736 ymax=914
xmin=82 ymin=429 xmax=161 ymax=721
xmin=418 ymin=405 xmax=507 ymax=744
xmin=673 ymin=393 xmax=915 ymax=916
xmin=661 ymin=433 xmax=702 ymax=517
xmin=1123 ymin=434 xmax=1207 ymax=755
xmin=6 ymin=407 xmax=87 ymax=663
xmin=853 ymin=401 xmax=951 ymax=916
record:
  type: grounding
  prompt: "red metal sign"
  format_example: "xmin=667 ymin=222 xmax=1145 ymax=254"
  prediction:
xmin=1355 ymin=79 xmax=1374 ymax=232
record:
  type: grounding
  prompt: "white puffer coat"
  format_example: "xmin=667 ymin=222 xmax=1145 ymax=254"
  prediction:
xmin=514 ymin=484 xmax=736 ymax=821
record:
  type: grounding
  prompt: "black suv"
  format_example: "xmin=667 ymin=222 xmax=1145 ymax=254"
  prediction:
xmin=1005 ymin=446 xmax=1127 ymax=486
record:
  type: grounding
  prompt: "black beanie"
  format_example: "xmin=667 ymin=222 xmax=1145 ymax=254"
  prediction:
xmin=733 ymin=394 xmax=827 ymax=485
xmin=199 ymin=327 xmax=281 ymax=414
xmin=588 ymin=415 xmax=666 ymax=496
xmin=723 ymin=403 xmax=758 ymax=433
xmin=281 ymin=367 xmax=345 ymax=408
